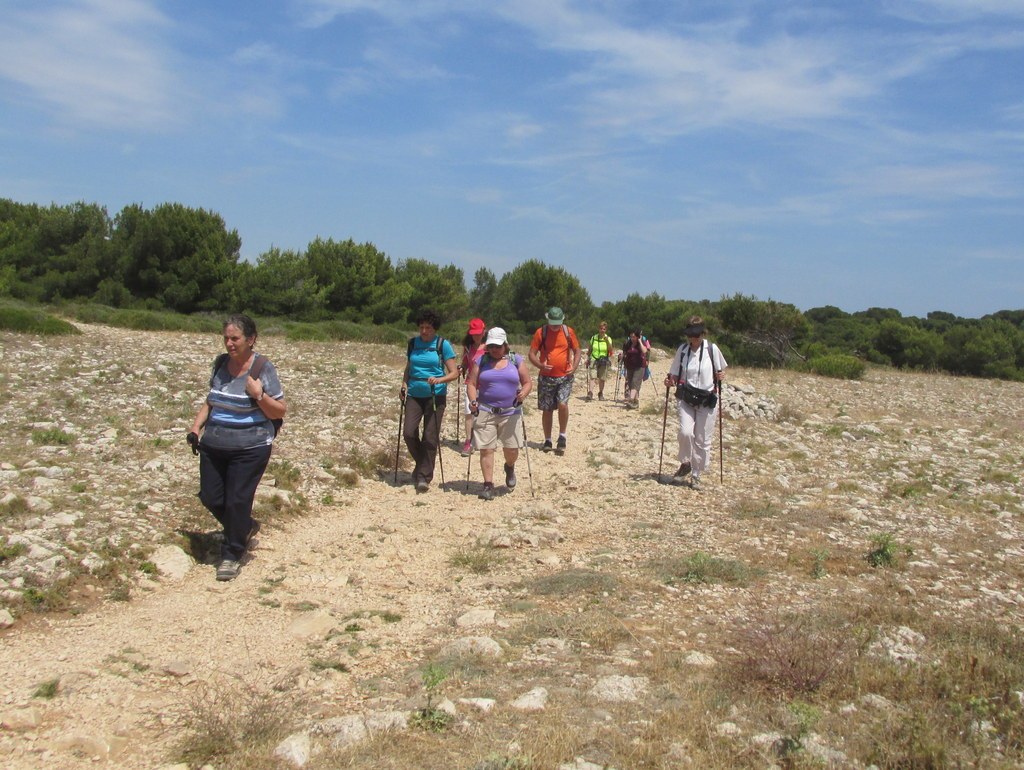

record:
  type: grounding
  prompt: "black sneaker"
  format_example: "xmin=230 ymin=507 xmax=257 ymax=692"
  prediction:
xmin=415 ymin=480 xmax=430 ymax=494
xmin=478 ymin=483 xmax=494 ymax=501
xmin=216 ymin=559 xmax=240 ymax=581
xmin=504 ymin=463 xmax=517 ymax=491
xmin=555 ymin=436 xmax=566 ymax=455
xmin=674 ymin=462 xmax=691 ymax=478
xmin=598 ymin=393 xmax=604 ymax=401
xmin=542 ymin=439 xmax=553 ymax=452
xmin=586 ymin=393 xmax=593 ymax=401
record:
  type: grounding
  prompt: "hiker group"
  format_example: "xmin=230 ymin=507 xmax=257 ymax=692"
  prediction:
xmin=397 ymin=306 xmax=727 ymax=497
xmin=186 ymin=308 xmax=726 ymax=581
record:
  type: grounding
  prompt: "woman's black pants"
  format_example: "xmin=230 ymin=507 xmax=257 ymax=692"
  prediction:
xmin=199 ymin=443 xmax=272 ymax=560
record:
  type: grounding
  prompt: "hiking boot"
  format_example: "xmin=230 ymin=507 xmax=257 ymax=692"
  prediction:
xmin=674 ymin=462 xmax=691 ymax=478
xmin=460 ymin=440 xmax=472 ymax=457
xmin=586 ymin=392 xmax=593 ymax=401
xmin=555 ymin=436 xmax=566 ymax=456
xmin=542 ymin=439 xmax=553 ymax=453
xmin=598 ymin=393 xmax=604 ymax=401
xmin=504 ymin=463 xmax=517 ymax=491
xmin=415 ymin=480 xmax=430 ymax=494
xmin=478 ymin=482 xmax=494 ymax=501
xmin=216 ymin=559 xmax=241 ymax=581
xmin=245 ymin=519 xmax=261 ymax=551
xmin=689 ymin=476 xmax=701 ymax=491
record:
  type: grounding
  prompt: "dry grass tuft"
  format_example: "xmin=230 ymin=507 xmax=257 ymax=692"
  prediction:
xmin=176 ymin=677 xmax=303 ymax=769
xmin=729 ymin=610 xmax=862 ymax=695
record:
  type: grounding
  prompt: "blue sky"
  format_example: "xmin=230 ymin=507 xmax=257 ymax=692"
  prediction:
xmin=1 ymin=0 xmax=1022 ymax=318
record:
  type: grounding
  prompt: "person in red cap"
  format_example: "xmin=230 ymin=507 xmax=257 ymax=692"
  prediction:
xmin=459 ymin=318 xmax=487 ymax=455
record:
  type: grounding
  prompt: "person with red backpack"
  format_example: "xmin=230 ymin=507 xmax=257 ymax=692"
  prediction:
xmin=528 ymin=306 xmax=581 ymax=456
xmin=620 ymin=328 xmax=651 ymax=409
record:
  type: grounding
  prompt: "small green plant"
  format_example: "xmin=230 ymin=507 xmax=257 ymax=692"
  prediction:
xmin=31 ymin=428 xmax=74 ymax=445
xmin=449 ymin=546 xmax=503 ymax=575
xmin=346 ymin=363 xmax=358 ymax=375
xmin=0 ymin=540 xmax=28 ymax=563
xmin=267 ymin=459 xmax=301 ymax=491
xmin=810 ymin=548 xmax=830 ymax=579
xmin=70 ymin=482 xmax=88 ymax=493
xmin=411 ymin=662 xmax=452 ymax=732
xmin=33 ymin=677 xmax=61 ymax=699
xmin=778 ymin=700 xmax=823 ymax=760
xmin=867 ymin=532 xmax=911 ymax=568
xmin=806 ymin=354 xmax=865 ymax=380
xmin=139 ymin=561 xmax=158 ymax=576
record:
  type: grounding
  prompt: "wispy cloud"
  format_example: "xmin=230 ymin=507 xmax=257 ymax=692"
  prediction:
xmin=0 ymin=0 xmax=185 ymax=130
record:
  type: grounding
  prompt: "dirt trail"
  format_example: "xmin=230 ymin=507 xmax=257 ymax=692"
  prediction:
xmin=1 ymin=324 xmax=1023 ymax=768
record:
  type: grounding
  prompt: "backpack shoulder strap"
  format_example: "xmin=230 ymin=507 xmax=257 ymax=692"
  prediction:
xmin=248 ymin=353 xmax=268 ymax=380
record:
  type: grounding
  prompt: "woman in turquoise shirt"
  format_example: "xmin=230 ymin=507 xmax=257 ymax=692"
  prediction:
xmin=401 ymin=309 xmax=459 ymax=492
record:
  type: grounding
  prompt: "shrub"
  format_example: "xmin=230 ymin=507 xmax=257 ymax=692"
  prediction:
xmin=0 ymin=305 xmax=80 ymax=335
xmin=734 ymin=612 xmax=859 ymax=694
xmin=806 ymin=353 xmax=866 ymax=380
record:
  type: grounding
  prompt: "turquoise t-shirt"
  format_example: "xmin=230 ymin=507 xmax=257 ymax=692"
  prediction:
xmin=407 ymin=336 xmax=457 ymax=398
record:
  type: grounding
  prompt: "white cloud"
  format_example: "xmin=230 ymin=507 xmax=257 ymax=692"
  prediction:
xmin=0 ymin=0 xmax=185 ymax=130
xmin=841 ymin=163 xmax=1014 ymax=200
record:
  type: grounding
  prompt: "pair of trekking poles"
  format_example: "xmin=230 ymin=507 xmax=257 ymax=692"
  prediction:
xmin=657 ymin=381 xmax=725 ymax=484
xmin=393 ymin=383 xmax=534 ymax=496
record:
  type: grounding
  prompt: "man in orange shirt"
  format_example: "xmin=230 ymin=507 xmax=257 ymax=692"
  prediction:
xmin=528 ymin=307 xmax=581 ymax=455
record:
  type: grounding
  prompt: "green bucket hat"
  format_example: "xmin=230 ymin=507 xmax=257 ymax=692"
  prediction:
xmin=545 ymin=306 xmax=565 ymax=324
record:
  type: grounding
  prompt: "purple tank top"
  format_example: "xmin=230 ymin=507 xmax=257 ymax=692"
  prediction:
xmin=478 ymin=354 xmax=521 ymax=408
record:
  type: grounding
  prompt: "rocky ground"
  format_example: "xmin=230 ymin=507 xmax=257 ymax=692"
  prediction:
xmin=0 ymin=323 xmax=1022 ymax=769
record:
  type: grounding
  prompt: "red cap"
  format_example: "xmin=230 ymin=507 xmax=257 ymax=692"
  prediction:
xmin=468 ymin=318 xmax=485 ymax=334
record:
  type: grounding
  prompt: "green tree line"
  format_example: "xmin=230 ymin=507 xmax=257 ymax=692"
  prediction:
xmin=2 ymin=198 xmax=1022 ymax=380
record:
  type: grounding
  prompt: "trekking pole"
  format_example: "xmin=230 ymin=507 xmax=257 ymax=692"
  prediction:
xmin=455 ymin=371 xmax=462 ymax=443
xmin=431 ymin=385 xmax=446 ymax=490
xmin=613 ymin=360 xmax=621 ymax=402
xmin=717 ymin=380 xmax=724 ymax=483
xmin=520 ymin=414 xmax=535 ymax=498
xmin=586 ymin=353 xmax=591 ymax=396
xmin=394 ymin=392 xmax=405 ymax=485
xmin=658 ymin=383 xmax=670 ymax=481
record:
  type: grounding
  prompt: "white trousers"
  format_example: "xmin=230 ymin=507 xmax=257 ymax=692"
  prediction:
xmin=676 ymin=400 xmax=717 ymax=477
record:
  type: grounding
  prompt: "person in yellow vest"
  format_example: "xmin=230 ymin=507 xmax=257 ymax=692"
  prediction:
xmin=586 ymin=321 xmax=614 ymax=401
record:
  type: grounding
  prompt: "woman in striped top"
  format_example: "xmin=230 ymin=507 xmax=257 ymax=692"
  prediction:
xmin=188 ymin=314 xmax=286 ymax=581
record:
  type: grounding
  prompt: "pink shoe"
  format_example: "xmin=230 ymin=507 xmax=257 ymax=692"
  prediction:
xmin=460 ymin=441 xmax=472 ymax=456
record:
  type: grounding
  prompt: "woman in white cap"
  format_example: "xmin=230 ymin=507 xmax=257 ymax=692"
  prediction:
xmin=465 ymin=327 xmax=533 ymax=500
xmin=664 ymin=315 xmax=727 ymax=491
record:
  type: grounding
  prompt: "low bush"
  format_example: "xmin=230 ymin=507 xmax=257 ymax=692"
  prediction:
xmin=0 ymin=305 xmax=80 ymax=335
xmin=806 ymin=353 xmax=866 ymax=380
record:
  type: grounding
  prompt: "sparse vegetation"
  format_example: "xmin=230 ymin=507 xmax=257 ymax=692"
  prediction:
xmin=866 ymin=532 xmax=912 ymax=568
xmin=32 ymin=677 xmax=60 ymax=699
xmin=649 ymin=551 xmax=756 ymax=587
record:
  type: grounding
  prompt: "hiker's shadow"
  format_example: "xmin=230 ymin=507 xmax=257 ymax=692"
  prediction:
xmin=176 ymin=528 xmax=223 ymax=566
xmin=631 ymin=471 xmax=681 ymax=486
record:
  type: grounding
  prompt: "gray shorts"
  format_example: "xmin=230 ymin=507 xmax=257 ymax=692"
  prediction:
xmin=593 ymin=359 xmax=610 ymax=380
xmin=537 ymin=374 xmax=574 ymax=411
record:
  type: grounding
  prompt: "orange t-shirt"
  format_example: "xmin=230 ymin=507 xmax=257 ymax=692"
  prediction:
xmin=530 ymin=325 xmax=580 ymax=378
